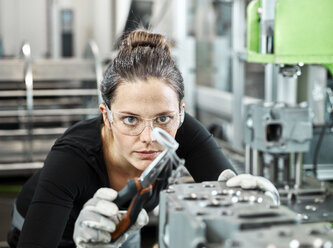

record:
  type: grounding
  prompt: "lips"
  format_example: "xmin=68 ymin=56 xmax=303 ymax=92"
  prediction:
xmin=135 ymin=150 xmax=160 ymax=159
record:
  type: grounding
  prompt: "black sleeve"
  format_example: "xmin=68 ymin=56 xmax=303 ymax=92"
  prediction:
xmin=17 ymin=148 xmax=92 ymax=248
xmin=175 ymin=113 xmax=236 ymax=182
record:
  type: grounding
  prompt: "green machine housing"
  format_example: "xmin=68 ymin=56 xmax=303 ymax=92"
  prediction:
xmin=246 ymin=0 xmax=333 ymax=76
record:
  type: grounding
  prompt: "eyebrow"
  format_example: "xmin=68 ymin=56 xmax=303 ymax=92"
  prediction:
xmin=117 ymin=110 xmax=177 ymax=116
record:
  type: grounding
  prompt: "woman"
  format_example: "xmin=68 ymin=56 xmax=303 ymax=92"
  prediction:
xmin=8 ymin=30 xmax=235 ymax=248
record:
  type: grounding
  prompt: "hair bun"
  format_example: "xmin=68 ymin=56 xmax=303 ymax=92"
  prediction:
xmin=122 ymin=30 xmax=170 ymax=54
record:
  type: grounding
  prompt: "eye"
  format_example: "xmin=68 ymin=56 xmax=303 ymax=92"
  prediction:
xmin=122 ymin=116 xmax=139 ymax=126
xmin=156 ymin=115 xmax=172 ymax=124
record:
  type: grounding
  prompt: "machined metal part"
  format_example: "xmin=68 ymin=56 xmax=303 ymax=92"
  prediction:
xmin=244 ymin=102 xmax=313 ymax=187
xmin=157 ymin=181 xmax=333 ymax=248
xmin=223 ymin=222 xmax=333 ymax=248
xmin=279 ymin=179 xmax=333 ymax=223
xmin=244 ymin=102 xmax=312 ymax=154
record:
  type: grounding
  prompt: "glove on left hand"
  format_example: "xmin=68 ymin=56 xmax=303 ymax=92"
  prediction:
xmin=218 ymin=169 xmax=280 ymax=206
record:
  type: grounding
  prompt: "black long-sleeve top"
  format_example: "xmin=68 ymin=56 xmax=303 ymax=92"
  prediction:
xmin=15 ymin=113 xmax=234 ymax=247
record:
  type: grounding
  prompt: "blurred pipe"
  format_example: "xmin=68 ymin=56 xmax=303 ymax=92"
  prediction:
xmin=21 ymin=42 xmax=34 ymax=161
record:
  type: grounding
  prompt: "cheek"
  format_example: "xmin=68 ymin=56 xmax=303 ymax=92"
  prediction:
xmin=112 ymin=132 xmax=135 ymax=155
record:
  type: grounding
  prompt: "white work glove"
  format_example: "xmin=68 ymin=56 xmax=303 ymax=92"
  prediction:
xmin=218 ymin=169 xmax=280 ymax=206
xmin=73 ymin=188 xmax=149 ymax=248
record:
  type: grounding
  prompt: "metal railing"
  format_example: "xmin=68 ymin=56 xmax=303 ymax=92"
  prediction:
xmin=21 ymin=42 xmax=34 ymax=161
xmin=0 ymin=41 xmax=104 ymax=175
xmin=86 ymin=40 xmax=104 ymax=104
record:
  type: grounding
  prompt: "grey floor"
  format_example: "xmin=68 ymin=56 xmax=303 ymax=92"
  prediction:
xmin=0 ymin=176 xmax=26 ymax=247
xmin=0 ymin=192 xmax=16 ymax=247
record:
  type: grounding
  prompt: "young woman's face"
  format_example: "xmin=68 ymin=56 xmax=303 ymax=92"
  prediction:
xmin=104 ymin=78 xmax=181 ymax=172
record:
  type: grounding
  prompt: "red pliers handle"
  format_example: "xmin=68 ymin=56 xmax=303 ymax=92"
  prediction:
xmin=110 ymin=178 xmax=152 ymax=241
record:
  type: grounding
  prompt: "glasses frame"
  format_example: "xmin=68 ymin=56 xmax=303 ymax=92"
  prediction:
xmin=104 ymin=103 xmax=185 ymax=135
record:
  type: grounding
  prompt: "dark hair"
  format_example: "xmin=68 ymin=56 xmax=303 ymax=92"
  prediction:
xmin=101 ymin=29 xmax=184 ymax=107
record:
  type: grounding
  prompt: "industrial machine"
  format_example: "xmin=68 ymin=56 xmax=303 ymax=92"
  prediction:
xmin=243 ymin=101 xmax=332 ymax=223
xmin=245 ymin=0 xmax=333 ymax=208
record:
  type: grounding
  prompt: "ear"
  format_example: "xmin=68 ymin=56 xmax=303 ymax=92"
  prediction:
xmin=99 ymin=104 xmax=112 ymax=130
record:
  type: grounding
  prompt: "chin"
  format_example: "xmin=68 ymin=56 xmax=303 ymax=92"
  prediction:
xmin=135 ymin=160 xmax=152 ymax=171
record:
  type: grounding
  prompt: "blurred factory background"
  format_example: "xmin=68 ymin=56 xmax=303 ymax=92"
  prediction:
xmin=0 ymin=0 xmax=332 ymax=247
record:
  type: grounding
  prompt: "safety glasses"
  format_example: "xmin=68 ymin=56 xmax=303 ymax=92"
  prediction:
xmin=105 ymin=104 xmax=184 ymax=136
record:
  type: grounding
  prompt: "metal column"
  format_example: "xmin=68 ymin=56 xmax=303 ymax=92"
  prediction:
xmin=231 ymin=0 xmax=246 ymax=150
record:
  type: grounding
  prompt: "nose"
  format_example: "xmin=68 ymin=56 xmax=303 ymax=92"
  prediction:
xmin=139 ymin=120 xmax=156 ymax=143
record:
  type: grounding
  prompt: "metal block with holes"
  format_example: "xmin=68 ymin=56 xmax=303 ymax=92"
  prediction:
xmin=158 ymin=181 xmax=333 ymax=248
xmin=244 ymin=102 xmax=312 ymax=154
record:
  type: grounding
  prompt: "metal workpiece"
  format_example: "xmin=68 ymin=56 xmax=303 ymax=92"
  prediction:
xmin=244 ymin=102 xmax=313 ymax=154
xmin=279 ymin=180 xmax=333 ymax=223
xmin=158 ymin=181 xmax=311 ymax=248
xmin=223 ymin=222 xmax=333 ymax=248
xmin=243 ymin=102 xmax=313 ymax=187
xmin=279 ymin=178 xmax=327 ymax=204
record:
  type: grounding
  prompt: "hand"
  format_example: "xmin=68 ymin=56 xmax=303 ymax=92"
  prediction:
xmin=73 ymin=188 xmax=149 ymax=248
xmin=218 ymin=169 xmax=280 ymax=206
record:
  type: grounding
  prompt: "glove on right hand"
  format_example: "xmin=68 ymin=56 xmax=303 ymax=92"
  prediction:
xmin=218 ymin=169 xmax=280 ymax=206
xmin=73 ymin=187 xmax=149 ymax=248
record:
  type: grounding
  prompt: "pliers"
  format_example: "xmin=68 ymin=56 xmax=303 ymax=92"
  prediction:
xmin=111 ymin=127 xmax=180 ymax=241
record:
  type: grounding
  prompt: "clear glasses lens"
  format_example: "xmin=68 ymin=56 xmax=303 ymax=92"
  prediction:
xmin=112 ymin=112 xmax=181 ymax=136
